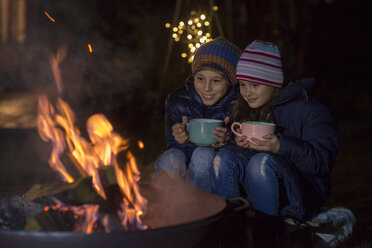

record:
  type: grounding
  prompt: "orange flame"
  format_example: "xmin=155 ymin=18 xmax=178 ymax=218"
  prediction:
xmin=44 ymin=11 xmax=55 ymax=22
xmin=37 ymin=46 xmax=147 ymax=232
xmin=49 ymin=45 xmax=67 ymax=93
xmin=37 ymin=96 xmax=74 ymax=183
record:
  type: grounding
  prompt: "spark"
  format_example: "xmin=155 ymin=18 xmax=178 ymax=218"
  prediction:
xmin=44 ymin=11 xmax=55 ymax=23
xmin=88 ymin=44 xmax=93 ymax=53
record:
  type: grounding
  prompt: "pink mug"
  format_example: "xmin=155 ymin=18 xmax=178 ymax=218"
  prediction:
xmin=231 ymin=121 xmax=276 ymax=142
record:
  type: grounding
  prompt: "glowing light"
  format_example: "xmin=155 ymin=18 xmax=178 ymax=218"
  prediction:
xmin=88 ymin=44 xmax=93 ymax=53
xmin=44 ymin=11 xmax=55 ymax=22
xmin=165 ymin=11 xmax=215 ymax=63
xmin=137 ymin=140 xmax=144 ymax=149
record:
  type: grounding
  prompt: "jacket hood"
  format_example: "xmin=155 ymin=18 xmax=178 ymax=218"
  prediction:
xmin=185 ymin=76 xmax=240 ymax=109
xmin=271 ymin=77 xmax=316 ymax=107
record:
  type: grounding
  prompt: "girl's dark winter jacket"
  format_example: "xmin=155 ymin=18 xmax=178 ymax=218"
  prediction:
xmin=225 ymin=77 xmax=339 ymax=220
xmin=272 ymin=77 xmax=340 ymax=205
xmin=164 ymin=76 xmax=240 ymax=159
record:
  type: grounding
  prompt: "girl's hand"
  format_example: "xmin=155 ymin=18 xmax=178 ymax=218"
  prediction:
xmin=235 ymin=128 xmax=250 ymax=148
xmin=249 ymin=134 xmax=280 ymax=153
xmin=212 ymin=117 xmax=230 ymax=148
xmin=172 ymin=116 xmax=189 ymax=144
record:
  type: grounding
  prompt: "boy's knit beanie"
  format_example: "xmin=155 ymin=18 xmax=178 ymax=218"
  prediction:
xmin=236 ymin=40 xmax=283 ymax=88
xmin=192 ymin=37 xmax=242 ymax=85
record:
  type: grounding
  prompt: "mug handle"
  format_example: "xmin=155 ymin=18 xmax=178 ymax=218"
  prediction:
xmin=231 ymin=122 xmax=242 ymax=136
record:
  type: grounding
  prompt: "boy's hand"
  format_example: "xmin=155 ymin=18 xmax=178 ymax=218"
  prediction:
xmin=172 ymin=116 xmax=189 ymax=144
xmin=249 ymin=134 xmax=280 ymax=153
xmin=212 ymin=116 xmax=230 ymax=148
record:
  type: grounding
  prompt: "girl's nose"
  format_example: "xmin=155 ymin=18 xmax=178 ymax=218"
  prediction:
xmin=242 ymin=86 xmax=251 ymax=96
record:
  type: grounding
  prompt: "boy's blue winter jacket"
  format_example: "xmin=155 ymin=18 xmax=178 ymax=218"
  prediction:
xmin=164 ymin=76 xmax=240 ymax=159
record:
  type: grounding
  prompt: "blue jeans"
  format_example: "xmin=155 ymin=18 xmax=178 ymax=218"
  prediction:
xmin=186 ymin=147 xmax=217 ymax=193
xmin=215 ymin=150 xmax=321 ymax=220
xmin=153 ymin=148 xmax=187 ymax=180
xmin=214 ymin=149 xmax=248 ymax=198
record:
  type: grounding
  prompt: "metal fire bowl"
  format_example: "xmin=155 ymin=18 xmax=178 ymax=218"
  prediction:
xmin=0 ymin=173 xmax=250 ymax=248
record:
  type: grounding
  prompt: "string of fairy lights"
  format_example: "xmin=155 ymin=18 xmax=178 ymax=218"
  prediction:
xmin=165 ymin=5 xmax=219 ymax=63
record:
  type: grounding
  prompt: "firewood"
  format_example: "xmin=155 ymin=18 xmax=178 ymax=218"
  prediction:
xmin=22 ymin=177 xmax=104 ymax=205
xmin=24 ymin=208 xmax=77 ymax=231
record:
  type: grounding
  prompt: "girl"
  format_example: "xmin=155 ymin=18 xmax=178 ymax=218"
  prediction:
xmin=153 ymin=38 xmax=242 ymax=193
xmin=214 ymin=40 xmax=340 ymax=221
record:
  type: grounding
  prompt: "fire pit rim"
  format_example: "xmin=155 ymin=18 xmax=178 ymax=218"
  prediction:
xmin=0 ymin=200 xmax=228 ymax=237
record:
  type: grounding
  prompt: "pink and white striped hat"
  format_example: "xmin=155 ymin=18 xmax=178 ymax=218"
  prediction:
xmin=236 ymin=40 xmax=283 ymax=88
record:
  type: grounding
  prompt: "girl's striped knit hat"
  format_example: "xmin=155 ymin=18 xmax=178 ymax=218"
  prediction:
xmin=236 ymin=40 xmax=283 ymax=88
xmin=192 ymin=37 xmax=242 ymax=85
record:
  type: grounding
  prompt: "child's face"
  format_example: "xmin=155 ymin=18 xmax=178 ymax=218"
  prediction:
xmin=194 ymin=70 xmax=230 ymax=106
xmin=239 ymin=80 xmax=276 ymax=108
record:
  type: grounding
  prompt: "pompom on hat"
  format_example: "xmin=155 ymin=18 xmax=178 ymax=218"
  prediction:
xmin=192 ymin=37 xmax=242 ymax=85
xmin=236 ymin=40 xmax=283 ymax=88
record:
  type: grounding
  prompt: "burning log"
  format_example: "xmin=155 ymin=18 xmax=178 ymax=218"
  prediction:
xmin=21 ymin=164 xmax=143 ymax=232
xmin=23 ymin=177 xmax=104 ymax=206
xmin=25 ymin=206 xmax=78 ymax=231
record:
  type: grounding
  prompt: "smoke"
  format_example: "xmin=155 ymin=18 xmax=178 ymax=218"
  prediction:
xmin=0 ymin=0 xmax=169 ymax=124
xmin=141 ymin=172 xmax=226 ymax=228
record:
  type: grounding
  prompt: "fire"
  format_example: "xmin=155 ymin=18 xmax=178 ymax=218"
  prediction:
xmin=36 ymin=46 xmax=147 ymax=232
xmin=49 ymin=45 xmax=67 ymax=93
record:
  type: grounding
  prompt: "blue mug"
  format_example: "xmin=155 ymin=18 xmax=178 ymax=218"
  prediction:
xmin=188 ymin=119 xmax=223 ymax=146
